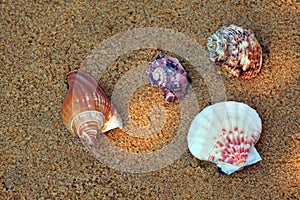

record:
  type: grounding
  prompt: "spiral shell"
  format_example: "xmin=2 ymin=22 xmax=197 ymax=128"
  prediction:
xmin=207 ymin=25 xmax=262 ymax=79
xmin=147 ymin=55 xmax=191 ymax=102
xmin=62 ymin=70 xmax=123 ymax=145
xmin=187 ymin=101 xmax=262 ymax=174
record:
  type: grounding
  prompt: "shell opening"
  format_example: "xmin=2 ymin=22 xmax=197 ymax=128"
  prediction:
xmin=101 ymin=109 xmax=123 ymax=133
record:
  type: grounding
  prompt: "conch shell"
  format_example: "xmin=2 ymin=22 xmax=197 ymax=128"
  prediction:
xmin=62 ymin=70 xmax=123 ymax=145
xmin=207 ymin=24 xmax=263 ymax=79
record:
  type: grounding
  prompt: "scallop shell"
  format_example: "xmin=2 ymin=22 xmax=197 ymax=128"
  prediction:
xmin=147 ymin=55 xmax=191 ymax=102
xmin=62 ymin=70 xmax=123 ymax=145
xmin=187 ymin=101 xmax=262 ymax=174
xmin=207 ymin=24 xmax=262 ymax=79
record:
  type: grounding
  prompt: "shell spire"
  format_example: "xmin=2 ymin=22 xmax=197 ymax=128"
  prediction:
xmin=62 ymin=70 xmax=123 ymax=145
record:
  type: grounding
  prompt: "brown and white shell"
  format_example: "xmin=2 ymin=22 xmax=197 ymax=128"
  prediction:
xmin=207 ymin=24 xmax=262 ymax=79
xmin=62 ymin=70 xmax=123 ymax=145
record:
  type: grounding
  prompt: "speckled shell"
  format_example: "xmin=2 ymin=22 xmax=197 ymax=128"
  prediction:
xmin=62 ymin=70 xmax=122 ymax=145
xmin=207 ymin=25 xmax=262 ymax=79
xmin=187 ymin=101 xmax=262 ymax=174
xmin=147 ymin=55 xmax=191 ymax=102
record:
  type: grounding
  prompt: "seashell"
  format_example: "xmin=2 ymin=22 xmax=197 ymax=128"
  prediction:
xmin=147 ymin=55 xmax=191 ymax=102
xmin=62 ymin=70 xmax=123 ymax=145
xmin=207 ymin=24 xmax=262 ymax=79
xmin=187 ymin=101 xmax=262 ymax=174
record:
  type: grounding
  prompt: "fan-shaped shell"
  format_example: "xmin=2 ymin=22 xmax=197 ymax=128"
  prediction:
xmin=147 ymin=55 xmax=191 ymax=102
xmin=62 ymin=70 xmax=122 ymax=145
xmin=207 ymin=25 xmax=262 ymax=79
xmin=187 ymin=101 xmax=262 ymax=174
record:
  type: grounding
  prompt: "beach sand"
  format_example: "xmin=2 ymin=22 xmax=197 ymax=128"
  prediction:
xmin=1 ymin=1 xmax=299 ymax=199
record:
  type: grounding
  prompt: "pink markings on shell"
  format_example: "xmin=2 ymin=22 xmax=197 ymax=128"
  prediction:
xmin=209 ymin=126 xmax=259 ymax=166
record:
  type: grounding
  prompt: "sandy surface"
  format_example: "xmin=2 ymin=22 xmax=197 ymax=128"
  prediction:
xmin=1 ymin=0 xmax=299 ymax=199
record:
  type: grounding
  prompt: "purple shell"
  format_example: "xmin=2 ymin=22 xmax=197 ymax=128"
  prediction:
xmin=147 ymin=55 xmax=191 ymax=102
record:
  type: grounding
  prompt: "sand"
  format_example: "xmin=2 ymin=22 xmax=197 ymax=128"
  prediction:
xmin=1 ymin=0 xmax=299 ymax=199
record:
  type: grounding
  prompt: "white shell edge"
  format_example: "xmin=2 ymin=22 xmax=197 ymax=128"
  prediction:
xmin=217 ymin=147 xmax=262 ymax=174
